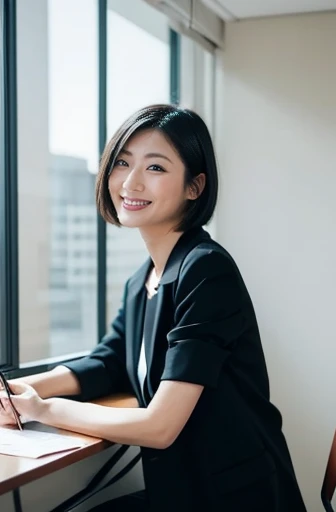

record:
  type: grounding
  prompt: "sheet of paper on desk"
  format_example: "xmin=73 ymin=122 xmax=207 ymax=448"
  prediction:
xmin=0 ymin=422 xmax=88 ymax=458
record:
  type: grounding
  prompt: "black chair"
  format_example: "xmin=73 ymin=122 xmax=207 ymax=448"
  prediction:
xmin=322 ymin=430 xmax=336 ymax=511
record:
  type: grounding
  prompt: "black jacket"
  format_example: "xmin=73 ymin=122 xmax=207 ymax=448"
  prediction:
xmin=66 ymin=228 xmax=306 ymax=511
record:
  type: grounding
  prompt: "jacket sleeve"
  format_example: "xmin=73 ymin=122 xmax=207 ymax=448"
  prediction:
xmin=161 ymin=249 xmax=247 ymax=388
xmin=63 ymin=282 xmax=130 ymax=401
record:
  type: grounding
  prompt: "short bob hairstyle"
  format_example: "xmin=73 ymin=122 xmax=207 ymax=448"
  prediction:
xmin=96 ymin=104 xmax=218 ymax=232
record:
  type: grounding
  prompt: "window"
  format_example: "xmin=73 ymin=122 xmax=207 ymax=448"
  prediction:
xmin=180 ymin=34 xmax=217 ymax=237
xmin=180 ymin=35 xmax=215 ymax=134
xmin=16 ymin=0 xmax=98 ymax=363
xmin=106 ymin=0 xmax=170 ymax=324
xmin=0 ymin=0 xmax=217 ymax=374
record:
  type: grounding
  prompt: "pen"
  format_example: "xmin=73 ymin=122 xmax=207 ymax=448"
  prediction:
xmin=0 ymin=371 xmax=24 ymax=431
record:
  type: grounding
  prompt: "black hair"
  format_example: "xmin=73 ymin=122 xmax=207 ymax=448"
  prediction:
xmin=96 ymin=104 xmax=218 ymax=232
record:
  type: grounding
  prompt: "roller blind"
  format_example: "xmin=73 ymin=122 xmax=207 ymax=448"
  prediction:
xmin=144 ymin=0 xmax=224 ymax=49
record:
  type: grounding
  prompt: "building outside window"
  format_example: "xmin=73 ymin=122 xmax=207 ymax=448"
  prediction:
xmin=16 ymin=0 xmax=98 ymax=362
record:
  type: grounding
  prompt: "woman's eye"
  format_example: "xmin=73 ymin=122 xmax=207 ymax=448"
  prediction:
xmin=114 ymin=159 xmax=128 ymax=167
xmin=148 ymin=164 xmax=166 ymax=172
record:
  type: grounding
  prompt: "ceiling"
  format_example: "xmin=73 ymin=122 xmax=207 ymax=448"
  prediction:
xmin=202 ymin=0 xmax=336 ymax=20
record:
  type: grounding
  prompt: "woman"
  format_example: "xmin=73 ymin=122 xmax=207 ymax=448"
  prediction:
xmin=0 ymin=105 xmax=306 ymax=511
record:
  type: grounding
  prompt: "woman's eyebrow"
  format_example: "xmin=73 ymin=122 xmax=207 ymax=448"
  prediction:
xmin=145 ymin=152 xmax=173 ymax=163
xmin=120 ymin=149 xmax=173 ymax=164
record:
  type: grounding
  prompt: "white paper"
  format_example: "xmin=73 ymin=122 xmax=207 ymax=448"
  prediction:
xmin=0 ymin=422 xmax=88 ymax=458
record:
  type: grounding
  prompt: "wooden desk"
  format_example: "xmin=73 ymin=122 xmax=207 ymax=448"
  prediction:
xmin=0 ymin=394 xmax=138 ymax=511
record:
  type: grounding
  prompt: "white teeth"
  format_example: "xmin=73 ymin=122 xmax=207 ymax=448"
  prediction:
xmin=124 ymin=198 xmax=150 ymax=206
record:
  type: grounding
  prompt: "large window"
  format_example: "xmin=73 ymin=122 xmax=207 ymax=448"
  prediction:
xmin=16 ymin=0 xmax=98 ymax=363
xmin=0 ymin=0 xmax=217 ymax=374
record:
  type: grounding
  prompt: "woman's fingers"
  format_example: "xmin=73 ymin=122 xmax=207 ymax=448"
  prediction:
xmin=0 ymin=388 xmax=20 ymax=425
xmin=9 ymin=385 xmax=45 ymax=422
xmin=0 ymin=380 xmax=45 ymax=423
xmin=0 ymin=400 xmax=16 ymax=425
xmin=0 ymin=391 xmax=9 ymax=410
xmin=6 ymin=381 xmax=32 ymax=395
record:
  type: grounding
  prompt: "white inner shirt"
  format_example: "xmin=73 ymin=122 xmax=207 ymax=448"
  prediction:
xmin=137 ymin=337 xmax=147 ymax=402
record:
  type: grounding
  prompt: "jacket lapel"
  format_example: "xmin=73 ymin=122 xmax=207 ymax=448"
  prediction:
xmin=158 ymin=227 xmax=210 ymax=286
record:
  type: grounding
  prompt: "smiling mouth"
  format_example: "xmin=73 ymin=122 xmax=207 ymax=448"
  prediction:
xmin=121 ymin=197 xmax=152 ymax=211
xmin=123 ymin=198 xmax=152 ymax=206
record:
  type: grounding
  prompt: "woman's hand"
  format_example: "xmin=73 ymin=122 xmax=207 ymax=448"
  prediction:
xmin=0 ymin=397 xmax=17 ymax=426
xmin=0 ymin=382 xmax=47 ymax=423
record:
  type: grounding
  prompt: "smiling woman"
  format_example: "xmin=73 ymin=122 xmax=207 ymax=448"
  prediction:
xmin=97 ymin=105 xmax=216 ymax=235
xmin=1 ymin=104 xmax=307 ymax=512
xmin=107 ymin=129 xmax=204 ymax=232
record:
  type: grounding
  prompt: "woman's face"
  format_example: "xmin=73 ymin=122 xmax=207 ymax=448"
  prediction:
xmin=108 ymin=129 xmax=195 ymax=233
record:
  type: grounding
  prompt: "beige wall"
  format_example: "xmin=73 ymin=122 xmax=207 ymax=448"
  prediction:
xmin=214 ymin=12 xmax=336 ymax=511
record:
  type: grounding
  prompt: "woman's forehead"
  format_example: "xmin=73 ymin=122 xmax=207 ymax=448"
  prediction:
xmin=121 ymin=129 xmax=180 ymax=159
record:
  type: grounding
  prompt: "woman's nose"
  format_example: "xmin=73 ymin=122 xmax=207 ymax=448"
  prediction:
xmin=122 ymin=168 xmax=144 ymax=192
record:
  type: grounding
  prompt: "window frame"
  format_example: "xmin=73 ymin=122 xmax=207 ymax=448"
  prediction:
xmin=169 ymin=28 xmax=181 ymax=105
xmin=0 ymin=0 xmax=5 ymax=367
xmin=1 ymin=0 xmax=19 ymax=373
xmin=97 ymin=0 xmax=108 ymax=346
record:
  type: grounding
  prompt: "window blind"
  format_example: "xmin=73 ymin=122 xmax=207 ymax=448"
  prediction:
xmin=144 ymin=0 xmax=224 ymax=49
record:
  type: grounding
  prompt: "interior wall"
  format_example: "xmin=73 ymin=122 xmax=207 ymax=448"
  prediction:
xmin=214 ymin=12 xmax=336 ymax=511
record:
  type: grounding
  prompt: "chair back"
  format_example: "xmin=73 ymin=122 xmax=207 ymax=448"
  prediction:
xmin=322 ymin=430 xmax=336 ymax=511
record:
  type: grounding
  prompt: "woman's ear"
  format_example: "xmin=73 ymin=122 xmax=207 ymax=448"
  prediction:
xmin=187 ymin=173 xmax=206 ymax=200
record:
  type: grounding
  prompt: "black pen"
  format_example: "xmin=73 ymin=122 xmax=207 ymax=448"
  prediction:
xmin=0 ymin=371 xmax=23 ymax=431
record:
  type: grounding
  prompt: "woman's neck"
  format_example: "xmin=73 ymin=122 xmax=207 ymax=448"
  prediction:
xmin=140 ymin=228 xmax=184 ymax=279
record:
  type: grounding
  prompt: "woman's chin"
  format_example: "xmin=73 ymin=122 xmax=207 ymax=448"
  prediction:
xmin=117 ymin=217 xmax=143 ymax=229
xmin=119 ymin=223 xmax=139 ymax=229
